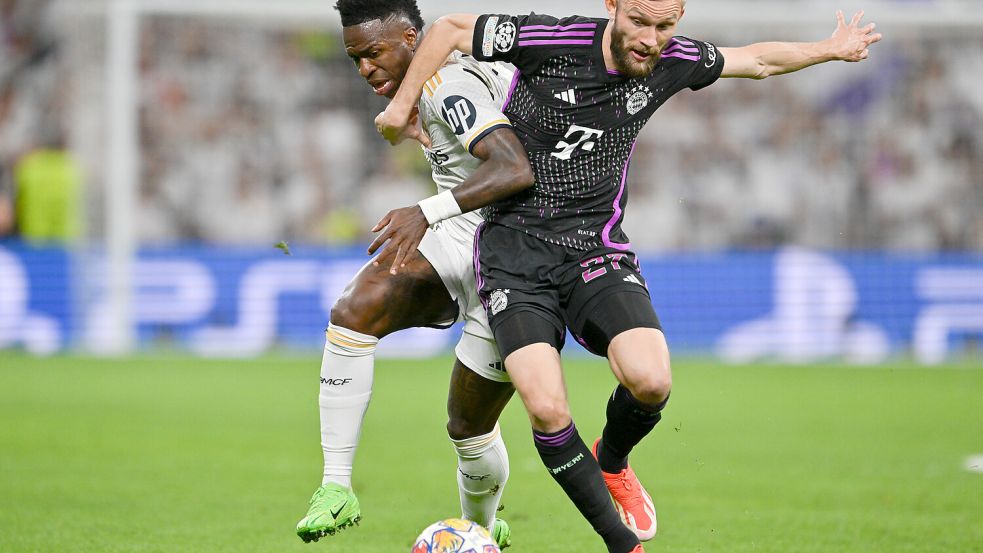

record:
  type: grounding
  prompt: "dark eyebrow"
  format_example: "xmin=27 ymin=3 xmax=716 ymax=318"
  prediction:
xmin=346 ymin=40 xmax=382 ymax=56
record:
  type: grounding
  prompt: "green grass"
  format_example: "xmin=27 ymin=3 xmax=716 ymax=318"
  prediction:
xmin=1 ymin=353 xmax=981 ymax=552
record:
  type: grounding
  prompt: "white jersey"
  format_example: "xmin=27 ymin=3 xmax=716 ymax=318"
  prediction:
xmin=412 ymin=53 xmax=514 ymax=381
xmin=417 ymin=52 xmax=515 ymax=242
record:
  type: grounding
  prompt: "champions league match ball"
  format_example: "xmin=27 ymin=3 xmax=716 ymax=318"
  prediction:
xmin=411 ymin=518 xmax=500 ymax=553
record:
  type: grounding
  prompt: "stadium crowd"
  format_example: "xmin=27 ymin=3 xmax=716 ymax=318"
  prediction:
xmin=1 ymin=1 xmax=981 ymax=251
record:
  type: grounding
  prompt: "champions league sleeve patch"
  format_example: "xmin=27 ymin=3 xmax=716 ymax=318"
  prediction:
xmin=494 ymin=21 xmax=517 ymax=53
xmin=441 ymin=95 xmax=478 ymax=135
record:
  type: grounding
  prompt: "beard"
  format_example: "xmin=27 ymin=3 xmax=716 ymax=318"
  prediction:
xmin=610 ymin=24 xmax=659 ymax=78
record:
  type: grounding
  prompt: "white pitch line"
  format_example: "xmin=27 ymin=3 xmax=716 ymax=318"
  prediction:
xmin=964 ymin=455 xmax=983 ymax=473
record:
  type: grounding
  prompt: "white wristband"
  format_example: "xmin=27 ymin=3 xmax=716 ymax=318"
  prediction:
xmin=418 ymin=190 xmax=463 ymax=225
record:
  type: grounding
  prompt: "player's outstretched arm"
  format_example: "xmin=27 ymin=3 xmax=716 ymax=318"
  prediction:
xmin=719 ymin=10 xmax=882 ymax=79
xmin=368 ymin=128 xmax=534 ymax=274
xmin=375 ymin=14 xmax=479 ymax=145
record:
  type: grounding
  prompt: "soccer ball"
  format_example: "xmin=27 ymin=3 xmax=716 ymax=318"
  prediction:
xmin=411 ymin=518 xmax=500 ymax=553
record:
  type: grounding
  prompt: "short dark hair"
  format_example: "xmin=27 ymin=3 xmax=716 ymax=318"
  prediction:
xmin=334 ymin=0 xmax=425 ymax=30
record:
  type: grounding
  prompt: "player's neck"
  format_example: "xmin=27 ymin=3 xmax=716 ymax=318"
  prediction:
xmin=601 ymin=21 xmax=617 ymax=72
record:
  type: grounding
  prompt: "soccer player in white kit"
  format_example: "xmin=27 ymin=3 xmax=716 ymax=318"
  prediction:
xmin=295 ymin=0 xmax=535 ymax=547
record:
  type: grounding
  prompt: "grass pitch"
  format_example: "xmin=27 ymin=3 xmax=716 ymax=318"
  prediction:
xmin=1 ymin=353 xmax=981 ymax=552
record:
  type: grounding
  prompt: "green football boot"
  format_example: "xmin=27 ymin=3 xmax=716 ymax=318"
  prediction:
xmin=296 ymin=483 xmax=361 ymax=543
xmin=491 ymin=518 xmax=512 ymax=549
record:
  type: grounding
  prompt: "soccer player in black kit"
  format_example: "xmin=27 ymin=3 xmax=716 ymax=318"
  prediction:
xmin=373 ymin=1 xmax=881 ymax=551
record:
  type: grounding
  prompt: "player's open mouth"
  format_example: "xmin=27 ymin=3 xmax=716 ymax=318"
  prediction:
xmin=630 ymin=50 xmax=652 ymax=62
xmin=372 ymin=80 xmax=394 ymax=96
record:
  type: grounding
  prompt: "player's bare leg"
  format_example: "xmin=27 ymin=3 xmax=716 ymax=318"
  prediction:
xmin=332 ymin=250 xmax=459 ymax=338
xmin=593 ymin=328 xmax=672 ymax=541
xmin=605 ymin=328 xmax=672 ymax=406
xmin=447 ymin=358 xmax=515 ymax=547
xmin=297 ymin=250 xmax=457 ymax=542
xmin=504 ymin=344 xmax=569 ymax=431
xmin=505 ymin=342 xmax=640 ymax=553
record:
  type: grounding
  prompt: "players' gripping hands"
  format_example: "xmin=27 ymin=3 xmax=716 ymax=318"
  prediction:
xmin=368 ymin=204 xmax=430 ymax=275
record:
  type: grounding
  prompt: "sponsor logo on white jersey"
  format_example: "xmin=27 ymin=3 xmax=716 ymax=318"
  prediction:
xmin=441 ymin=95 xmax=477 ymax=135
xmin=423 ymin=147 xmax=451 ymax=176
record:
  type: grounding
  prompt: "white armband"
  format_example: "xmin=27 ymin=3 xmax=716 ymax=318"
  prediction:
xmin=417 ymin=190 xmax=463 ymax=225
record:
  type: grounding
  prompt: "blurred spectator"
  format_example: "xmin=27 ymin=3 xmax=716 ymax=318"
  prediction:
xmin=13 ymin=127 xmax=80 ymax=242
xmin=196 ymin=159 xmax=282 ymax=245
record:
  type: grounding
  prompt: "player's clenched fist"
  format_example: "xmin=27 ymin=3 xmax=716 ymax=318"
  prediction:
xmin=375 ymin=105 xmax=431 ymax=147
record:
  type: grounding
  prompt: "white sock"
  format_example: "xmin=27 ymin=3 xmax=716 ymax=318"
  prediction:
xmin=450 ymin=423 xmax=510 ymax=529
xmin=319 ymin=323 xmax=378 ymax=489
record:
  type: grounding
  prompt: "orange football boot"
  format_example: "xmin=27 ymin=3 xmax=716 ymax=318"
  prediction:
xmin=592 ymin=438 xmax=657 ymax=541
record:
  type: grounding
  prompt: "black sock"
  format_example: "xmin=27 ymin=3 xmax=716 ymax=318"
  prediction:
xmin=533 ymin=422 xmax=639 ymax=553
xmin=597 ymin=386 xmax=668 ymax=474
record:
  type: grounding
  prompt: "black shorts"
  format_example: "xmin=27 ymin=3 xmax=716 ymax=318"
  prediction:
xmin=475 ymin=223 xmax=662 ymax=359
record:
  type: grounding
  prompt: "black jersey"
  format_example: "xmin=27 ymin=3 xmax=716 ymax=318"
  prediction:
xmin=471 ymin=13 xmax=724 ymax=250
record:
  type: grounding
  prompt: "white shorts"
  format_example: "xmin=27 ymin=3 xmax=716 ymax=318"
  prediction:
xmin=418 ymin=218 xmax=509 ymax=383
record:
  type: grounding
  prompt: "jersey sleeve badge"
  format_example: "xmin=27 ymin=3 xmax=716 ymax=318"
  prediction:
xmin=494 ymin=21 xmax=517 ymax=53
xmin=481 ymin=16 xmax=500 ymax=57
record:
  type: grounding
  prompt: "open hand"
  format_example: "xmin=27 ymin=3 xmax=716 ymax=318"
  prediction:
xmin=831 ymin=10 xmax=882 ymax=62
xmin=367 ymin=205 xmax=429 ymax=275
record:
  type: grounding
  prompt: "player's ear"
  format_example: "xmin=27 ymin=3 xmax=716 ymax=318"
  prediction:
xmin=604 ymin=0 xmax=618 ymax=19
xmin=404 ymin=26 xmax=419 ymax=50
